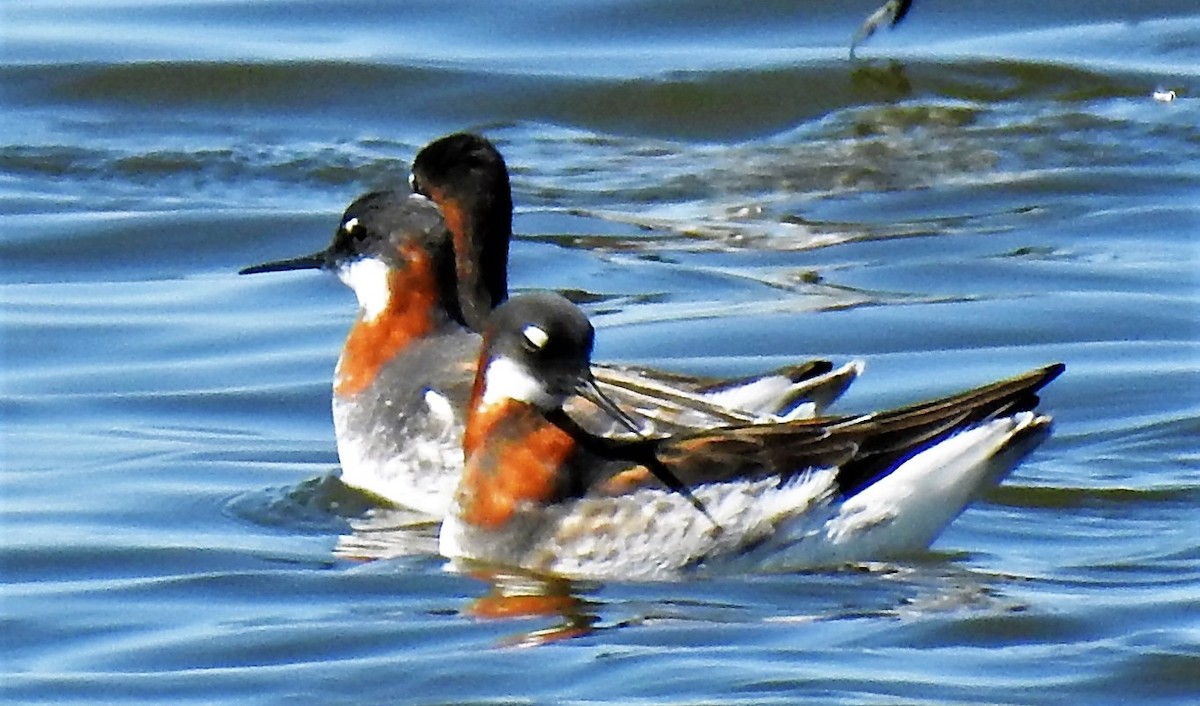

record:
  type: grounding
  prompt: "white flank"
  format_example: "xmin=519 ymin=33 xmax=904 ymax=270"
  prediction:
xmin=423 ymin=389 xmax=455 ymax=429
xmin=824 ymin=412 xmax=1048 ymax=558
xmin=481 ymin=356 xmax=556 ymax=408
xmin=703 ymin=360 xmax=865 ymax=420
xmin=703 ymin=375 xmax=794 ymax=416
xmin=338 ymin=258 xmax=391 ymax=322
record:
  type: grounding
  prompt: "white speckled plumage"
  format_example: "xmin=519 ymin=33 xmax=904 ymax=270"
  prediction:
xmin=441 ymin=470 xmax=841 ymax=579
xmin=441 ymin=412 xmax=1051 ymax=579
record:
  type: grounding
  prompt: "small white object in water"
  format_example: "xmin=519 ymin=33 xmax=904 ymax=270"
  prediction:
xmin=1152 ymin=89 xmax=1176 ymax=103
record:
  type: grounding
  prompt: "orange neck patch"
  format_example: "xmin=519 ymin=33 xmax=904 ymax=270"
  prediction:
xmin=460 ymin=399 xmax=577 ymax=530
xmin=426 ymin=188 xmax=473 ymax=284
xmin=334 ymin=243 xmax=443 ymax=397
xmin=429 ymin=188 xmax=500 ymax=330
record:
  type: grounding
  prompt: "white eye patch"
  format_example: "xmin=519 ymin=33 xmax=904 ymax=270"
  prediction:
xmin=522 ymin=325 xmax=549 ymax=350
xmin=342 ymin=217 xmax=359 ymax=233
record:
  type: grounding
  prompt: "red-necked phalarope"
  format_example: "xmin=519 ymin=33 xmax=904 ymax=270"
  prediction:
xmin=441 ymin=291 xmax=1063 ymax=579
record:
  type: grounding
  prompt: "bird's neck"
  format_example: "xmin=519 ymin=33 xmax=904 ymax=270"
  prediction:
xmin=430 ymin=187 xmax=512 ymax=332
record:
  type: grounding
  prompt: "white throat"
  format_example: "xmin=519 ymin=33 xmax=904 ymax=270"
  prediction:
xmin=480 ymin=356 xmax=556 ymax=409
xmin=338 ymin=258 xmax=391 ymax=322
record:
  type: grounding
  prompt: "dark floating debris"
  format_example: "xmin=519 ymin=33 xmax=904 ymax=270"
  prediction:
xmin=851 ymin=0 xmax=916 ymax=59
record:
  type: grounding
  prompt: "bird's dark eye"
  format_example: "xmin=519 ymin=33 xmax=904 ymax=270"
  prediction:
xmin=333 ymin=216 xmax=375 ymax=259
xmin=344 ymin=217 xmax=372 ymax=242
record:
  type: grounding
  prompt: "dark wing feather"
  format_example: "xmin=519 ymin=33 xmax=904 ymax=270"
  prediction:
xmin=600 ymin=364 xmax=1063 ymax=495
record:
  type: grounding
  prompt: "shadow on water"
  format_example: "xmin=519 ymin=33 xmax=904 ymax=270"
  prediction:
xmin=225 ymin=471 xmax=379 ymax=535
xmin=850 ymin=59 xmax=915 ymax=99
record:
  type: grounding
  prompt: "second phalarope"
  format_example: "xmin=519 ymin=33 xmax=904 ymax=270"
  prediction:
xmin=441 ymin=292 xmax=1063 ymax=579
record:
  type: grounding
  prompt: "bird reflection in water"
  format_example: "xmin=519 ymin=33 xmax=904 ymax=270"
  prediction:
xmin=457 ymin=564 xmax=602 ymax=647
xmin=334 ymin=511 xmax=600 ymax=646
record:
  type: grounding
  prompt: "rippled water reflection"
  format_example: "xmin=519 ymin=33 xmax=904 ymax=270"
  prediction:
xmin=3 ymin=1 xmax=1198 ymax=704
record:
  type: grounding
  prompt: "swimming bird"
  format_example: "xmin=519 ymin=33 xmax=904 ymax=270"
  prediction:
xmin=441 ymin=291 xmax=1062 ymax=579
xmin=239 ymin=134 xmax=859 ymax=513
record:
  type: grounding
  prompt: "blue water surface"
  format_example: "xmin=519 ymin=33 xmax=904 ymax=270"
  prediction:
xmin=2 ymin=1 xmax=1198 ymax=704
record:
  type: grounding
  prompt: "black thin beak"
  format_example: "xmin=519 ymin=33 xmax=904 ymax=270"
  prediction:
xmin=238 ymin=250 xmax=328 ymax=275
xmin=576 ymin=375 xmax=644 ymax=437
xmin=554 ymin=376 xmax=720 ymax=529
